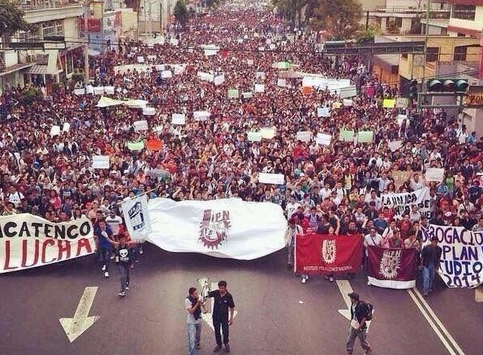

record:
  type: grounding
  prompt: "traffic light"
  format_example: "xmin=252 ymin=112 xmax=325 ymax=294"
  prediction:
xmin=427 ymin=78 xmax=469 ymax=93
xmin=409 ymin=79 xmax=418 ymax=99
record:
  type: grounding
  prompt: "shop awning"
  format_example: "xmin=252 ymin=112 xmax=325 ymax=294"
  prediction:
xmin=26 ymin=65 xmax=63 ymax=75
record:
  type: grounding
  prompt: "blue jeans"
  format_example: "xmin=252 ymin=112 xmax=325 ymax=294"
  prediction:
xmin=187 ymin=323 xmax=201 ymax=355
xmin=423 ymin=264 xmax=436 ymax=293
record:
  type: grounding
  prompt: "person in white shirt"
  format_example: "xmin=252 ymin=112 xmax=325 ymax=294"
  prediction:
xmin=105 ymin=210 xmax=123 ymax=237
xmin=364 ymin=227 xmax=383 ymax=250
xmin=285 ymin=196 xmax=301 ymax=219
xmin=319 ymin=182 xmax=332 ymax=201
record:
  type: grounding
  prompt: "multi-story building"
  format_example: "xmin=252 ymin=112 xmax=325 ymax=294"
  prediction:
xmin=369 ymin=0 xmax=451 ymax=35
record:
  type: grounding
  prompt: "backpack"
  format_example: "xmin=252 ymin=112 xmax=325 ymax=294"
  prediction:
xmin=362 ymin=301 xmax=374 ymax=321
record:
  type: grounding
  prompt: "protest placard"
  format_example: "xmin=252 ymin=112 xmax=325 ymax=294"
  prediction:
xmin=50 ymin=126 xmax=61 ymax=137
xmin=392 ymin=171 xmax=412 ymax=188
xmin=296 ymin=131 xmax=312 ymax=142
xmin=127 ymin=141 xmax=145 ymax=151
xmin=93 ymin=87 xmax=104 ymax=95
xmin=137 ymin=56 xmax=145 ymax=63
xmin=62 ymin=123 xmax=70 ymax=132
xmin=74 ymin=88 xmax=85 ymax=95
xmin=254 ymin=84 xmax=265 ymax=93
xmin=198 ymin=71 xmax=214 ymax=82
xmin=343 ymin=99 xmax=353 ymax=107
xmin=85 ymin=85 xmax=94 ymax=95
xmin=277 ymin=78 xmax=286 ymax=87
xmin=146 ymin=139 xmax=162 ymax=151
xmin=247 ymin=131 xmax=262 ymax=142
xmin=388 ymin=140 xmax=403 ymax=152
xmin=228 ymin=89 xmax=239 ymax=99
xmin=172 ymin=113 xmax=186 ymax=125
xmin=357 ymin=131 xmax=374 ymax=143
xmin=242 ymin=92 xmax=253 ymax=99
xmin=133 ymin=120 xmax=148 ymax=131
xmin=104 ymin=86 xmax=115 ymax=95
xmin=173 ymin=65 xmax=185 ymax=75
xmin=92 ymin=155 xmax=110 ymax=169
xmin=425 ymin=168 xmax=445 ymax=182
xmin=259 ymin=173 xmax=285 ymax=185
xmin=247 ymin=59 xmax=254 ymax=66
xmin=193 ymin=111 xmax=211 ymax=121
xmin=332 ymin=102 xmax=342 ymax=109
xmin=256 ymin=72 xmax=265 ymax=79
xmin=316 ymin=133 xmax=331 ymax=146
xmin=317 ymin=107 xmax=331 ymax=118
xmin=260 ymin=127 xmax=276 ymax=139
xmin=143 ymin=107 xmax=156 ymax=116
xmin=383 ymin=99 xmax=396 ymax=108
xmin=339 ymin=130 xmax=354 ymax=142
xmin=214 ymin=74 xmax=225 ymax=86
xmin=161 ymin=70 xmax=173 ymax=79
xmin=156 ymin=64 xmax=166 ymax=71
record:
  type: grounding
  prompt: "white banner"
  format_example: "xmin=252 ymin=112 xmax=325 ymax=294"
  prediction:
xmin=0 ymin=215 xmax=95 ymax=273
xmin=259 ymin=173 xmax=285 ymax=185
xmin=172 ymin=113 xmax=186 ymax=125
xmin=381 ymin=187 xmax=431 ymax=220
xmin=133 ymin=120 xmax=148 ymax=131
xmin=193 ymin=111 xmax=211 ymax=121
xmin=92 ymin=155 xmax=110 ymax=169
xmin=421 ymin=224 xmax=483 ymax=288
xmin=122 ymin=195 xmax=152 ymax=241
xmin=147 ymin=198 xmax=286 ymax=260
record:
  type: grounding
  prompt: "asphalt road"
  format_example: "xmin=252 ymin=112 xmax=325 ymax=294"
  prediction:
xmin=1 ymin=244 xmax=482 ymax=355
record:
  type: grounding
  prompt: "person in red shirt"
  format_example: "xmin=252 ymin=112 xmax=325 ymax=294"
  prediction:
xmin=398 ymin=214 xmax=413 ymax=240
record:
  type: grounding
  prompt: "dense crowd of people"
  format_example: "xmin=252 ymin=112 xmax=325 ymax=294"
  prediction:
xmin=1 ymin=1 xmax=482 ymax=263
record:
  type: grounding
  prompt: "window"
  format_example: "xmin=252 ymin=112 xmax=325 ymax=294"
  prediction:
xmin=426 ymin=47 xmax=439 ymax=62
xmin=454 ymin=46 xmax=467 ymax=61
xmin=41 ymin=20 xmax=64 ymax=39
xmin=452 ymin=4 xmax=476 ymax=21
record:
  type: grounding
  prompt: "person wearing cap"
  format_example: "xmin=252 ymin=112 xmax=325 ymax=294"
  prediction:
xmin=420 ymin=236 xmax=442 ymax=296
xmin=346 ymin=292 xmax=372 ymax=355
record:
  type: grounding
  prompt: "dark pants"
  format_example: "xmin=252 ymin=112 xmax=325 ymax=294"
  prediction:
xmin=213 ymin=317 xmax=229 ymax=345
xmin=99 ymin=247 xmax=111 ymax=271
xmin=119 ymin=263 xmax=131 ymax=292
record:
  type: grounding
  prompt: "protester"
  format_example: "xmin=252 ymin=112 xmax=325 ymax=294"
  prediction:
xmin=207 ymin=281 xmax=235 ymax=353
xmin=346 ymin=292 xmax=372 ymax=355
xmin=186 ymin=287 xmax=207 ymax=354
xmin=420 ymin=236 xmax=442 ymax=296
xmin=109 ymin=232 xmax=139 ymax=297
xmin=94 ymin=220 xmax=114 ymax=278
xmin=284 ymin=218 xmax=302 ymax=269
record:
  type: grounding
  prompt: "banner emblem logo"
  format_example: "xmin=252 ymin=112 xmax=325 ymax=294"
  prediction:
xmin=322 ymin=239 xmax=336 ymax=264
xmin=380 ymin=249 xmax=402 ymax=279
xmin=128 ymin=201 xmax=145 ymax=231
xmin=199 ymin=209 xmax=231 ymax=249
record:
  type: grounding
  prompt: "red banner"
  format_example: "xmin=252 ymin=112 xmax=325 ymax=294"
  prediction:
xmin=367 ymin=246 xmax=417 ymax=289
xmin=295 ymin=234 xmax=362 ymax=274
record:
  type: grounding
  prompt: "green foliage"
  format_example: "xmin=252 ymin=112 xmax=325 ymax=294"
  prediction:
xmin=0 ymin=0 xmax=31 ymax=38
xmin=355 ymin=25 xmax=381 ymax=44
xmin=174 ymin=0 xmax=189 ymax=27
xmin=19 ymin=87 xmax=43 ymax=106
xmin=272 ymin=0 xmax=316 ymax=29
xmin=386 ymin=20 xmax=400 ymax=34
xmin=310 ymin=0 xmax=363 ymax=40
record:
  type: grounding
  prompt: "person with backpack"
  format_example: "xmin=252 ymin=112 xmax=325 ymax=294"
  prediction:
xmin=185 ymin=287 xmax=207 ymax=355
xmin=346 ymin=292 xmax=373 ymax=355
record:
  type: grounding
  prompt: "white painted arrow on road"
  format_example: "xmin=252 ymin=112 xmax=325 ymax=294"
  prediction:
xmin=336 ymin=280 xmax=372 ymax=332
xmin=197 ymin=278 xmax=237 ymax=331
xmin=59 ymin=287 xmax=100 ymax=343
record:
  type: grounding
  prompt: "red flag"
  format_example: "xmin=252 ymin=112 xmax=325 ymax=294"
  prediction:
xmin=220 ymin=49 xmax=228 ymax=58
xmin=295 ymin=234 xmax=362 ymax=274
xmin=367 ymin=246 xmax=417 ymax=289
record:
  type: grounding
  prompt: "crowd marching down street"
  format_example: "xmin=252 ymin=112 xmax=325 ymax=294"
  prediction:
xmin=2 ymin=0 xmax=483 ymax=354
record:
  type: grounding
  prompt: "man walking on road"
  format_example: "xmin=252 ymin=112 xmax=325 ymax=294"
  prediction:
xmin=108 ymin=233 xmax=138 ymax=297
xmin=346 ymin=292 xmax=372 ymax=355
xmin=420 ymin=236 xmax=442 ymax=296
xmin=207 ymin=281 xmax=235 ymax=353
xmin=186 ymin=287 xmax=207 ymax=355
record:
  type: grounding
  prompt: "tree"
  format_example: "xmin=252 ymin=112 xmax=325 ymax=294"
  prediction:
xmin=0 ymin=0 xmax=31 ymax=44
xmin=310 ymin=0 xmax=362 ymax=40
xmin=355 ymin=25 xmax=382 ymax=44
xmin=174 ymin=0 xmax=189 ymax=27
xmin=272 ymin=0 xmax=316 ymax=29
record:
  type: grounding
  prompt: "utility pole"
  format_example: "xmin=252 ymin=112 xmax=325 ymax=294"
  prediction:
xmin=83 ymin=0 xmax=90 ymax=84
xmin=160 ymin=2 xmax=163 ymax=34
xmin=419 ymin=0 xmax=431 ymax=108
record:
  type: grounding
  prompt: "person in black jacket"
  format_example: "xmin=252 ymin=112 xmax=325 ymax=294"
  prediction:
xmin=207 ymin=281 xmax=235 ymax=353
xmin=346 ymin=292 xmax=372 ymax=355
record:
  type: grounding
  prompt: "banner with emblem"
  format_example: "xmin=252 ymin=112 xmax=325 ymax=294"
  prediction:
xmin=122 ymin=194 xmax=152 ymax=240
xmin=367 ymin=246 xmax=417 ymax=289
xmin=294 ymin=234 xmax=362 ymax=274
xmin=146 ymin=198 xmax=287 ymax=260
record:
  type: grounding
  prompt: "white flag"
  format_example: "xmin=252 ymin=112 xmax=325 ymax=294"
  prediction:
xmin=122 ymin=194 xmax=152 ymax=240
xmin=147 ymin=198 xmax=286 ymax=260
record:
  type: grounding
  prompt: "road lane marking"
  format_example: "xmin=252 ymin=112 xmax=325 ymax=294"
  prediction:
xmin=475 ymin=287 xmax=483 ymax=303
xmin=336 ymin=280 xmax=372 ymax=332
xmin=59 ymin=286 xmax=100 ymax=343
xmin=407 ymin=288 xmax=465 ymax=355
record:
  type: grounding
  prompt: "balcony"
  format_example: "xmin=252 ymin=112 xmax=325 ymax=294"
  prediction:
xmin=19 ymin=0 xmax=80 ymax=11
xmin=371 ymin=6 xmax=451 ymax=19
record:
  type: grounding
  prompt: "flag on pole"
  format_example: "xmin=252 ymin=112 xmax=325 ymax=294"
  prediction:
xmin=122 ymin=194 xmax=152 ymax=240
